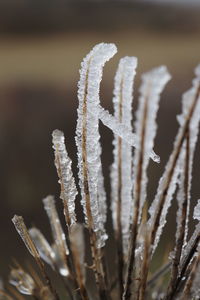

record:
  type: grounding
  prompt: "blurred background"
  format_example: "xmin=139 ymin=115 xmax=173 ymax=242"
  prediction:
xmin=1 ymin=0 xmax=200 ymax=285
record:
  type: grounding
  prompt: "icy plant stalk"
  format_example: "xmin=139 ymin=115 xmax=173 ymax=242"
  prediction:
xmin=148 ymin=65 xmax=200 ymax=254
xmin=110 ymin=56 xmax=137 ymax=296
xmin=111 ymin=56 xmax=137 ymax=250
xmin=75 ymin=42 xmax=117 ymax=297
xmin=52 ymin=129 xmax=77 ymax=227
xmin=123 ymin=66 xmax=171 ymax=300
xmin=76 ymin=42 xmax=117 ymax=246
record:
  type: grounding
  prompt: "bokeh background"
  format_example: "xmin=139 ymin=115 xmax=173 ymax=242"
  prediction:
xmin=1 ymin=0 xmax=200 ymax=286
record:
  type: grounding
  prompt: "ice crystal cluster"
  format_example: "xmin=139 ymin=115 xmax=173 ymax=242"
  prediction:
xmin=1 ymin=43 xmax=200 ymax=300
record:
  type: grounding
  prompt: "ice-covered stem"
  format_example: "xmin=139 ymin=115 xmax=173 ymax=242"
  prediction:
xmin=180 ymin=249 xmax=200 ymax=300
xmin=110 ymin=56 xmax=137 ymax=295
xmin=52 ymin=130 xmax=89 ymax=299
xmin=123 ymin=66 xmax=171 ymax=300
xmin=76 ymin=43 xmax=117 ymax=298
xmin=148 ymin=66 xmax=200 ymax=255
xmin=52 ymin=129 xmax=77 ymax=227
xmin=165 ymin=222 xmax=200 ymax=300
xmin=12 ymin=215 xmax=59 ymax=300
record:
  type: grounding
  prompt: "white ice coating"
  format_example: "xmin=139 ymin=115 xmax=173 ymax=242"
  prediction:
xmin=75 ymin=43 xmax=117 ymax=248
xmin=52 ymin=129 xmax=77 ymax=226
xmin=98 ymin=105 xmax=160 ymax=163
xmin=110 ymin=56 xmax=137 ymax=253
xmin=148 ymin=65 xmax=200 ymax=255
xmin=29 ymin=227 xmax=55 ymax=269
xmin=193 ymin=199 xmax=200 ymax=221
xmin=133 ymin=66 xmax=171 ymax=227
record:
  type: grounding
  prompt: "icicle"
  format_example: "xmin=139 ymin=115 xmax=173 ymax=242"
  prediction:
xmin=9 ymin=269 xmax=35 ymax=295
xmin=110 ymin=56 xmax=137 ymax=254
xmin=43 ymin=195 xmax=69 ymax=277
xmin=52 ymin=129 xmax=77 ymax=227
xmin=193 ymin=199 xmax=200 ymax=221
xmin=98 ymin=105 xmax=160 ymax=163
xmin=148 ymin=65 xmax=200 ymax=254
xmin=29 ymin=227 xmax=55 ymax=269
xmin=75 ymin=43 xmax=117 ymax=248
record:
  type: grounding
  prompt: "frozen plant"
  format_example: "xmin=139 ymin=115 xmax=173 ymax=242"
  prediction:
xmin=1 ymin=43 xmax=200 ymax=300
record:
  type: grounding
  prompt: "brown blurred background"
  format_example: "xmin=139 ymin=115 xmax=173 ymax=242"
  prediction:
xmin=1 ymin=0 xmax=200 ymax=283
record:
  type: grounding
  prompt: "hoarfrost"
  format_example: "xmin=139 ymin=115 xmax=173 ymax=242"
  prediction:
xmin=110 ymin=56 xmax=137 ymax=253
xmin=75 ymin=43 xmax=117 ymax=248
xmin=52 ymin=129 xmax=77 ymax=226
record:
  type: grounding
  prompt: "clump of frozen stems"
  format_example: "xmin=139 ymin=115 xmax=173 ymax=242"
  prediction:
xmin=1 ymin=43 xmax=200 ymax=300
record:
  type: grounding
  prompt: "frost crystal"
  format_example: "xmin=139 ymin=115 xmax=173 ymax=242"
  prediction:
xmin=75 ymin=43 xmax=117 ymax=248
xmin=193 ymin=199 xmax=200 ymax=221
xmin=52 ymin=129 xmax=77 ymax=226
xmin=110 ymin=56 xmax=137 ymax=253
